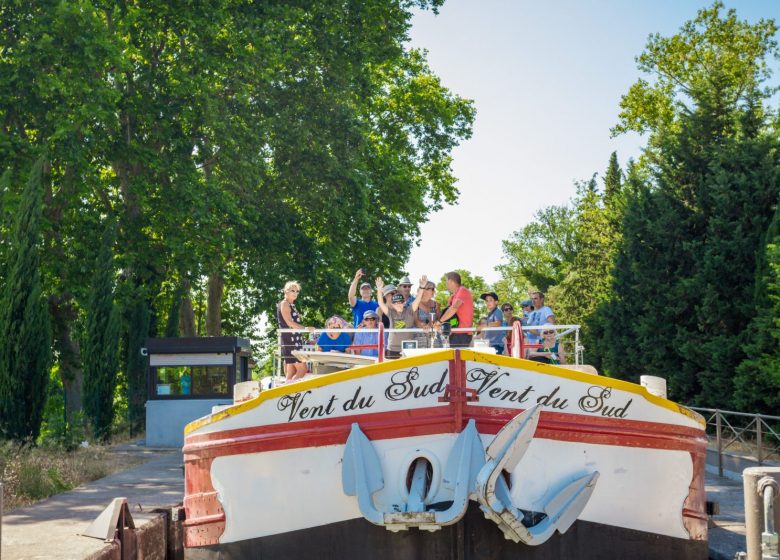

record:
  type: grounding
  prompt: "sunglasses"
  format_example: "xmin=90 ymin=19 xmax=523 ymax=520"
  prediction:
xmin=365 ymin=318 xmax=377 ymax=322
xmin=542 ymin=330 xmax=555 ymax=335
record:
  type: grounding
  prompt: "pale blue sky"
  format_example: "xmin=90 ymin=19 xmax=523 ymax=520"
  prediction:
xmin=404 ymin=0 xmax=780 ymax=285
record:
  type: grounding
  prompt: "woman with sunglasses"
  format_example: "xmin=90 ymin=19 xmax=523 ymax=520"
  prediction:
xmin=277 ymin=281 xmax=315 ymax=382
xmin=527 ymin=324 xmax=566 ymax=365
xmin=413 ymin=279 xmax=441 ymax=348
xmin=316 ymin=316 xmax=353 ymax=353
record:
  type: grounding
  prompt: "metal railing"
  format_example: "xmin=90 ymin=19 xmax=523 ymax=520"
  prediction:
xmin=688 ymin=407 xmax=780 ymax=477
xmin=274 ymin=324 xmax=583 ymax=378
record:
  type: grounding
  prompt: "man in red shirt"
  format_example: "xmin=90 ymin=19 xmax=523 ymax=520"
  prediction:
xmin=434 ymin=271 xmax=474 ymax=348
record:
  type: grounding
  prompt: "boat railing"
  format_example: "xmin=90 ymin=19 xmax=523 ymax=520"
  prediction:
xmin=687 ymin=406 xmax=780 ymax=476
xmin=275 ymin=323 xmax=583 ymax=376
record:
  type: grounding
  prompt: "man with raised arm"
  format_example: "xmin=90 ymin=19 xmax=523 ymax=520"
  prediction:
xmin=347 ymin=268 xmax=380 ymax=327
xmin=375 ymin=276 xmax=418 ymax=359
xmin=434 ymin=271 xmax=474 ymax=348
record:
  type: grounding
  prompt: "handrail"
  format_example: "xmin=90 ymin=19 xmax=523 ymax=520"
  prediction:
xmin=275 ymin=324 xmax=582 ymax=377
xmin=688 ymin=406 xmax=780 ymax=476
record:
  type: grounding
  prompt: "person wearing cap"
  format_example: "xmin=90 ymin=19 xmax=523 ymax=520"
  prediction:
xmin=479 ymin=291 xmax=504 ymax=354
xmin=434 ymin=271 xmax=474 ymax=348
xmin=348 ymin=268 xmax=380 ymax=327
xmin=352 ymin=309 xmax=380 ymax=357
xmin=376 ymin=277 xmax=416 ymax=358
xmin=397 ymin=275 xmax=415 ymax=309
xmin=520 ymin=299 xmax=534 ymax=325
xmin=316 ymin=316 xmax=353 ymax=353
xmin=379 ymin=283 xmax=396 ymax=332
xmin=413 ymin=277 xmax=441 ymax=348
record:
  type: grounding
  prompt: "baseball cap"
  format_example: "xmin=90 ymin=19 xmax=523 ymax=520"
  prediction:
xmin=363 ymin=310 xmax=378 ymax=319
xmin=359 ymin=282 xmax=372 ymax=290
xmin=382 ymin=285 xmax=397 ymax=297
xmin=521 ymin=299 xmax=533 ymax=307
xmin=391 ymin=293 xmax=404 ymax=304
xmin=480 ymin=292 xmax=499 ymax=301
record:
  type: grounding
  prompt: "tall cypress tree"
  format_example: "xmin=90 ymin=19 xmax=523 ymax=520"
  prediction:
xmin=82 ymin=225 xmax=120 ymax=442
xmin=733 ymin=203 xmax=780 ymax=413
xmin=0 ymin=157 xmax=52 ymax=441
xmin=125 ymin=295 xmax=151 ymax=435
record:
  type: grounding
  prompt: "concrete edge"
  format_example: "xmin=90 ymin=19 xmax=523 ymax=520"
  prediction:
xmin=705 ymin=463 xmax=743 ymax=483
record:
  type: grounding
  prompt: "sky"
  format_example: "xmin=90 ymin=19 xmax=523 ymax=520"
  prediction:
xmin=403 ymin=0 xmax=780 ymax=285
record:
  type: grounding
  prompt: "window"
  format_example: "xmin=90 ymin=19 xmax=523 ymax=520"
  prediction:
xmin=153 ymin=365 xmax=230 ymax=398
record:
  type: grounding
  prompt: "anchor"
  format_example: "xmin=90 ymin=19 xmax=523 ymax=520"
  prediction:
xmin=474 ymin=405 xmax=600 ymax=545
xmin=342 ymin=420 xmax=485 ymax=532
xmin=342 ymin=407 xmax=598 ymax=542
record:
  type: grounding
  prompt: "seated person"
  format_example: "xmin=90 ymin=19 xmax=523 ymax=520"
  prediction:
xmin=352 ymin=310 xmax=380 ymax=357
xmin=527 ymin=325 xmax=566 ymax=365
xmin=316 ymin=316 xmax=353 ymax=353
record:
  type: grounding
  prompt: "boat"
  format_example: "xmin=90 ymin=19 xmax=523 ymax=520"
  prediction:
xmin=182 ymin=324 xmax=708 ymax=559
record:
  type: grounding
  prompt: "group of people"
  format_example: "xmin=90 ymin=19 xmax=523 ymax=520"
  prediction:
xmin=276 ymin=270 xmax=565 ymax=382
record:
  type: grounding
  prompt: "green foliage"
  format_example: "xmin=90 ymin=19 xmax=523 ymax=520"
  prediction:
xmin=613 ymin=1 xmax=778 ymax=140
xmin=496 ymin=4 xmax=780 ymax=413
xmin=595 ymin=2 xmax=780 ymax=406
xmin=733 ymin=203 xmax=780 ymax=414
xmin=0 ymin=1 xmax=473 ymax=435
xmin=0 ymin=158 xmax=52 ymax=441
xmin=498 ymin=205 xmax=578 ymax=292
xmin=125 ymin=298 xmax=151 ymax=435
xmin=82 ymin=225 xmax=120 ymax=442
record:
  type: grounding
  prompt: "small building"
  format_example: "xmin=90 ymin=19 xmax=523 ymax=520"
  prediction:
xmin=145 ymin=336 xmax=252 ymax=447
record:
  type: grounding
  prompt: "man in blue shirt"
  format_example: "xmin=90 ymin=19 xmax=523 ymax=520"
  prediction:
xmin=480 ymin=292 xmax=505 ymax=354
xmin=347 ymin=268 xmax=379 ymax=327
xmin=352 ymin=310 xmax=380 ymax=357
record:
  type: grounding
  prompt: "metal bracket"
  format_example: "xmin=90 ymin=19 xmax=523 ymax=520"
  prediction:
xmin=438 ymin=384 xmax=479 ymax=403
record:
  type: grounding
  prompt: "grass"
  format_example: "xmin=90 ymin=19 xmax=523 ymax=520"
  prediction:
xmin=0 ymin=438 xmax=147 ymax=511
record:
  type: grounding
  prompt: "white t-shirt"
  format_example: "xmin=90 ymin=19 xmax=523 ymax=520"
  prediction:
xmin=526 ymin=305 xmax=554 ymax=344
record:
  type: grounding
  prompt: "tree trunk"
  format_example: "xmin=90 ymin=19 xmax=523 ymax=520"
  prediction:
xmin=179 ymin=278 xmax=196 ymax=336
xmin=206 ymin=272 xmax=224 ymax=336
xmin=50 ymin=297 xmax=83 ymax=423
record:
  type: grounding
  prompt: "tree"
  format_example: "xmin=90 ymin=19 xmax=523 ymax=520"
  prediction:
xmin=497 ymin=205 xmax=578 ymax=293
xmin=733 ymin=203 xmax=780 ymax=413
xmin=0 ymin=0 xmax=474 ymax=434
xmin=603 ymin=2 xmax=780 ymax=404
xmin=82 ymin=225 xmax=120 ymax=441
xmin=0 ymin=157 xmax=51 ymax=441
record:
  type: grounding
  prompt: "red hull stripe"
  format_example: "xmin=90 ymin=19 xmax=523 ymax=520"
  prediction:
xmin=183 ymin=405 xmax=706 ymax=461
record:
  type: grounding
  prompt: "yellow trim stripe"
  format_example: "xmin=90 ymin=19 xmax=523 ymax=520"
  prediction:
xmin=459 ymin=350 xmax=705 ymax=427
xmin=185 ymin=349 xmax=704 ymax=435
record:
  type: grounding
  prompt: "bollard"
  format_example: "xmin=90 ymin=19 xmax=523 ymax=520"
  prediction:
xmin=743 ymin=467 xmax=780 ymax=560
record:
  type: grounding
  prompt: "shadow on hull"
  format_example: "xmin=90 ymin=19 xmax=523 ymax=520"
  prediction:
xmin=185 ymin=502 xmax=708 ymax=560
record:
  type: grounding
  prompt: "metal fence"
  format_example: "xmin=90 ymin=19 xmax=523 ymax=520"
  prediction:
xmin=688 ymin=407 xmax=780 ymax=477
